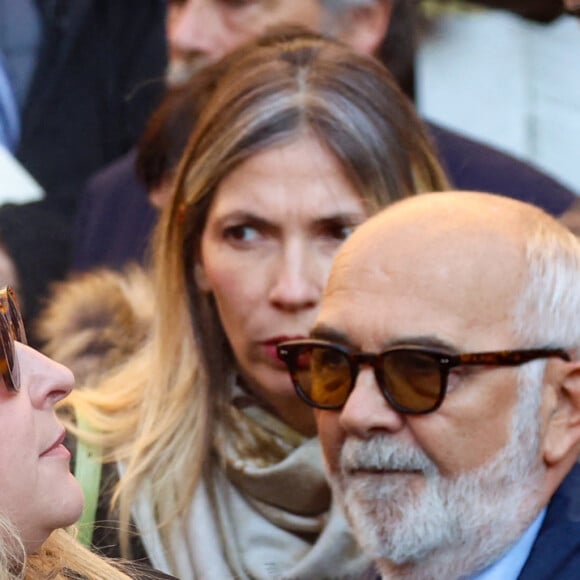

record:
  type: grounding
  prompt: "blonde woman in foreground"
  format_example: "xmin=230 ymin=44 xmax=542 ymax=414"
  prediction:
xmin=0 ymin=286 xmax=173 ymax=580
xmin=66 ymin=28 xmax=449 ymax=579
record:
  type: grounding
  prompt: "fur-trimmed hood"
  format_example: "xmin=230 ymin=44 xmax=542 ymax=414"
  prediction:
xmin=35 ymin=265 xmax=154 ymax=387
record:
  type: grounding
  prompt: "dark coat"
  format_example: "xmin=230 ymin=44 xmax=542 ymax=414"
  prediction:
xmin=71 ymin=122 xmax=577 ymax=272
xmin=0 ymin=0 xmax=166 ymax=327
xmin=17 ymin=0 xmax=167 ymax=217
xmin=71 ymin=151 xmax=157 ymax=273
xmin=518 ymin=463 xmax=580 ymax=580
xmin=467 ymin=0 xmax=566 ymax=23
xmin=427 ymin=123 xmax=576 ymax=216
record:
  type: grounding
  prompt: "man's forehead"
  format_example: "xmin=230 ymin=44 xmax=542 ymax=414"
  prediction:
xmin=319 ymin=194 xmax=531 ymax=347
xmin=324 ymin=236 xmax=522 ymax=311
xmin=330 ymin=197 xmax=527 ymax=286
xmin=332 ymin=192 xmax=537 ymax=274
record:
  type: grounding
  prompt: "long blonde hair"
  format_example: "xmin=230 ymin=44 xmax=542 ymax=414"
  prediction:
xmin=66 ymin=28 xmax=449 ymax=557
xmin=0 ymin=522 xmax=133 ymax=580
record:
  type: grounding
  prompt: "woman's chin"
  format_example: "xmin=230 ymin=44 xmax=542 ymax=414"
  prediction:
xmin=49 ymin=475 xmax=86 ymax=532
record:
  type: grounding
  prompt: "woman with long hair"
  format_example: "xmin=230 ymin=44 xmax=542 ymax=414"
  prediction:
xmin=67 ymin=28 xmax=449 ymax=578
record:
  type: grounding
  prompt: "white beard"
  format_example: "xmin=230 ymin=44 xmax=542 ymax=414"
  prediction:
xmin=329 ymin=370 xmax=547 ymax=579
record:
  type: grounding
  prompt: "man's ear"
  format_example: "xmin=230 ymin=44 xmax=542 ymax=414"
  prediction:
xmin=543 ymin=361 xmax=580 ymax=466
xmin=337 ymin=0 xmax=393 ymax=57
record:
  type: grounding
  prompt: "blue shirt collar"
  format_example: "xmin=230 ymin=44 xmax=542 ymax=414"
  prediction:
xmin=470 ymin=508 xmax=547 ymax=580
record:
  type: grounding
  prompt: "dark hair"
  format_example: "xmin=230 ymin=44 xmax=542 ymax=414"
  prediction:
xmin=134 ymin=63 xmax=228 ymax=191
xmin=377 ymin=0 xmax=420 ymax=99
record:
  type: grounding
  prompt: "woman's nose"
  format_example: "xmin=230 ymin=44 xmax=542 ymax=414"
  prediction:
xmin=269 ymin=244 xmax=321 ymax=311
xmin=17 ymin=344 xmax=75 ymax=408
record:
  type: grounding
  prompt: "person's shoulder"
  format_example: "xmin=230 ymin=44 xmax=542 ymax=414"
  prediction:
xmin=518 ymin=464 xmax=580 ymax=579
xmin=84 ymin=151 xmax=142 ymax=196
xmin=72 ymin=150 xmax=156 ymax=271
xmin=425 ymin=121 xmax=576 ymax=217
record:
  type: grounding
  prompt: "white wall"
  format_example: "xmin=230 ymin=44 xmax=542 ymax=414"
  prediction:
xmin=417 ymin=10 xmax=580 ymax=194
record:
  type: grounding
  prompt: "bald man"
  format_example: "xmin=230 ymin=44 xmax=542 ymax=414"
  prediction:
xmin=278 ymin=192 xmax=580 ymax=579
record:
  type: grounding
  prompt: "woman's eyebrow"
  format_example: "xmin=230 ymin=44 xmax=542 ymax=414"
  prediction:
xmin=211 ymin=211 xmax=272 ymax=228
xmin=313 ymin=212 xmax=366 ymax=226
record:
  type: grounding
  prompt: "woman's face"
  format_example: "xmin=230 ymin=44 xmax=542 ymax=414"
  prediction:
xmin=196 ymin=133 xmax=369 ymax=434
xmin=0 ymin=344 xmax=83 ymax=553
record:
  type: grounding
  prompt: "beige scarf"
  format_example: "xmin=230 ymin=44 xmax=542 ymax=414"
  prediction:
xmin=131 ymin=389 xmax=369 ymax=579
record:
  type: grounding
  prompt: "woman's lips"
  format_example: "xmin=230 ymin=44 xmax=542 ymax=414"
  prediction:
xmin=262 ymin=336 xmax=305 ymax=364
xmin=40 ymin=430 xmax=70 ymax=458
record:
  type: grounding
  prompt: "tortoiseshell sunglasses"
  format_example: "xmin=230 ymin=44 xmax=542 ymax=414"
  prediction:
xmin=0 ymin=287 xmax=27 ymax=392
xmin=277 ymin=339 xmax=570 ymax=415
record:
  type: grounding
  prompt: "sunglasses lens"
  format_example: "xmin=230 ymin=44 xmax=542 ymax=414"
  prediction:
xmin=0 ymin=288 xmax=25 ymax=392
xmin=0 ymin=320 xmax=17 ymax=392
xmin=382 ymin=350 xmax=442 ymax=413
xmin=290 ymin=345 xmax=351 ymax=409
xmin=6 ymin=289 xmax=26 ymax=344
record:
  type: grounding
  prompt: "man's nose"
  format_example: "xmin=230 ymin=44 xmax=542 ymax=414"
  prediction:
xmin=338 ymin=368 xmax=406 ymax=437
xmin=167 ymin=0 xmax=222 ymax=59
xmin=564 ymin=0 xmax=580 ymax=13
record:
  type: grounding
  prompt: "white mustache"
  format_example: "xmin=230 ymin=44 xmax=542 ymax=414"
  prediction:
xmin=340 ymin=435 xmax=437 ymax=475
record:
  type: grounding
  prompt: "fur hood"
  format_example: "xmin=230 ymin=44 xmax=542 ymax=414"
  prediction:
xmin=35 ymin=265 xmax=154 ymax=387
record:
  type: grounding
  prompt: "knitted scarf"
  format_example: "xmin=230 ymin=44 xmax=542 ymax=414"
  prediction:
xmin=130 ymin=388 xmax=369 ymax=579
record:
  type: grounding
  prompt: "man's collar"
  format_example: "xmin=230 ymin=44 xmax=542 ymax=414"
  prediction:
xmin=469 ymin=509 xmax=547 ymax=580
xmin=518 ymin=462 xmax=580 ymax=579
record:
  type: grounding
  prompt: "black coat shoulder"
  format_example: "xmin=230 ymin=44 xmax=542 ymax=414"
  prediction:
xmin=427 ymin=122 xmax=576 ymax=217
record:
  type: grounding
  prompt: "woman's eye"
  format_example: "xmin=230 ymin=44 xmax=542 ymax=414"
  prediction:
xmin=323 ymin=223 xmax=356 ymax=241
xmin=223 ymin=225 xmax=259 ymax=242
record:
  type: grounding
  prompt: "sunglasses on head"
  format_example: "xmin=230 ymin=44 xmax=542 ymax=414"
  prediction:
xmin=0 ymin=287 xmax=26 ymax=393
xmin=277 ymin=339 xmax=570 ymax=415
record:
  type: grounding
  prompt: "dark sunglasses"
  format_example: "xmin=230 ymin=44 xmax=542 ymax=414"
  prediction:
xmin=277 ymin=339 xmax=570 ymax=415
xmin=0 ymin=287 xmax=27 ymax=392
